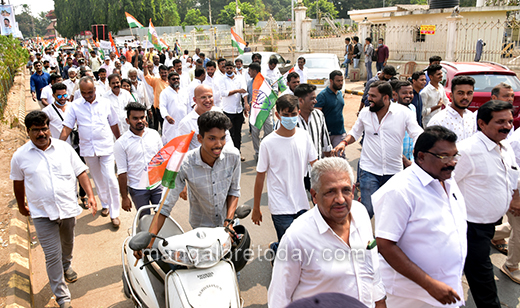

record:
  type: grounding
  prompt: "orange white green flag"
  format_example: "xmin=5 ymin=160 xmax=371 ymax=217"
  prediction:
xmin=249 ymin=73 xmax=278 ymax=130
xmin=125 ymin=12 xmax=144 ymax=29
xmin=231 ymin=28 xmax=246 ymax=54
xmin=138 ymin=131 xmax=194 ymax=190
xmin=148 ymin=19 xmax=162 ymax=50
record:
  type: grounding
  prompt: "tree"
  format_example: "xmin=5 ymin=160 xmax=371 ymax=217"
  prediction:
xmin=217 ymin=1 xmax=259 ymax=26
xmin=304 ymin=0 xmax=339 ymax=19
xmin=182 ymin=9 xmax=209 ymax=26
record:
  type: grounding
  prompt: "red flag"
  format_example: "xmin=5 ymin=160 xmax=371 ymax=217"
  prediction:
xmin=109 ymin=32 xmax=120 ymax=57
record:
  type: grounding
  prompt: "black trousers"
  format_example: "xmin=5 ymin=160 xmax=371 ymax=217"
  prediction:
xmin=151 ymin=106 xmax=163 ymax=131
xmin=224 ymin=112 xmax=244 ymax=152
xmin=74 ymin=146 xmax=86 ymax=198
xmin=464 ymin=221 xmax=501 ymax=308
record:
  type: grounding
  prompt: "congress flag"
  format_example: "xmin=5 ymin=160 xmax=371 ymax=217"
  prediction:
xmin=125 ymin=12 xmax=144 ymax=29
xmin=109 ymin=32 xmax=120 ymax=57
xmin=231 ymin=28 xmax=246 ymax=54
xmin=148 ymin=19 xmax=162 ymax=50
xmin=138 ymin=131 xmax=194 ymax=190
xmin=249 ymin=73 xmax=278 ymax=130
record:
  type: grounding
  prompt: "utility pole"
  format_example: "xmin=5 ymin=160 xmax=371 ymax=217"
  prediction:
xmin=209 ymin=0 xmax=212 ymax=26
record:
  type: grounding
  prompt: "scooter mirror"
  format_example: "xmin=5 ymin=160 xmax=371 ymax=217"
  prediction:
xmin=129 ymin=231 xmax=153 ymax=251
xmin=234 ymin=204 xmax=252 ymax=219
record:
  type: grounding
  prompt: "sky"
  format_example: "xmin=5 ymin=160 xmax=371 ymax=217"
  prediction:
xmin=7 ymin=0 xmax=54 ymax=16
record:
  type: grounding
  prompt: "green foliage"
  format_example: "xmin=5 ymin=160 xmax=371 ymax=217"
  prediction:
xmin=0 ymin=35 xmax=28 ymax=117
xmin=15 ymin=5 xmax=51 ymax=38
xmin=304 ymin=0 xmax=339 ymax=19
xmin=218 ymin=1 xmax=260 ymax=26
xmin=182 ymin=9 xmax=209 ymax=26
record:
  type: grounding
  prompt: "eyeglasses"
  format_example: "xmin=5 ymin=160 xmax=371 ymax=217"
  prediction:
xmin=56 ymin=94 xmax=68 ymax=99
xmin=29 ymin=127 xmax=49 ymax=134
xmin=170 ymin=78 xmax=180 ymax=81
xmin=426 ymin=151 xmax=461 ymax=164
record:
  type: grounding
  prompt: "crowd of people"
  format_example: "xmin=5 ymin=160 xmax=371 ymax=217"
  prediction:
xmin=15 ymin=40 xmax=520 ymax=308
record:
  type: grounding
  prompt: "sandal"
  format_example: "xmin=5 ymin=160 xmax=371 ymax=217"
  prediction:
xmin=491 ymin=241 xmax=508 ymax=255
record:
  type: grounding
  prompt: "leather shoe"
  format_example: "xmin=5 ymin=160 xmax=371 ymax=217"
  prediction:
xmin=111 ymin=217 xmax=120 ymax=228
xmin=100 ymin=208 xmax=109 ymax=217
xmin=60 ymin=302 xmax=72 ymax=308
xmin=501 ymin=264 xmax=520 ymax=284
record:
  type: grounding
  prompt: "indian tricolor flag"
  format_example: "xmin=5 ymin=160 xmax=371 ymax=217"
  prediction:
xmin=231 ymin=28 xmax=246 ymax=55
xmin=138 ymin=131 xmax=194 ymax=189
xmin=125 ymin=12 xmax=144 ymax=29
xmin=249 ymin=73 xmax=278 ymax=130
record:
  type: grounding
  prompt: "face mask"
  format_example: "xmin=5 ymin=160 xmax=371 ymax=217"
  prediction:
xmin=226 ymin=72 xmax=235 ymax=77
xmin=55 ymin=100 xmax=66 ymax=107
xmin=281 ymin=116 xmax=298 ymax=130
xmin=237 ymin=67 xmax=242 ymax=71
xmin=378 ymin=43 xmax=382 ymax=47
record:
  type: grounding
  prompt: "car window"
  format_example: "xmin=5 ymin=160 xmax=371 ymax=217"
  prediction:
xmin=467 ymin=74 xmax=520 ymax=92
xmin=441 ymin=68 xmax=448 ymax=87
xmin=237 ymin=54 xmax=253 ymax=66
xmin=276 ymin=54 xmax=285 ymax=64
xmin=304 ymin=57 xmax=337 ymax=69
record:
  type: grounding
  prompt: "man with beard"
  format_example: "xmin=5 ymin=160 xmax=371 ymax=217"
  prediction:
xmin=134 ymin=111 xmax=240 ymax=260
xmin=279 ymin=72 xmax=300 ymax=97
xmin=360 ymin=65 xmax=397 ymax=112
xmin=316 ymin=70 xmax=346 ymax=148
xmin=454 ymin=100 xmax=519 ymax=307
xmin=95 ymin=68 xmax=109 ymax=92
xmin=159 ymin=72 xmax=190 ymax=144
xmin=374 ymin=126 xmax=467 ymax=307
xmin=394 ymin=81 xmax=416 ymax=165
xmin=151 ymin=54 xmax=161 ymax=75
xmin=203 ymin=61 xmax=222 ymax=107
xmin=428 ymin=76 xmax=476 ymax=141
xmin=30 ymin=61 xmax=51 ymax=109
xmin=127 ymin=68 xmax=150 ymax=114
xmin=411 ymin=71 xmax=427 ymax=126
xmin=114 ymin=102 xmax=163 ymax=218
xmin=420 ymin=64 xmax=449 ymax=127
xmin=333 ymin=81 xmax=423 ymax=218
xmin=103 ymin=74 xmax=134 ymax=134
xmin=173 ymin=59 xmax=190 ymax=90
xmin=144 ymin=60 xmax=169 ymax=131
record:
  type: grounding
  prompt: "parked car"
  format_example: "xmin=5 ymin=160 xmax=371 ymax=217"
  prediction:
xmin=235 ymin=52 xmax=292 ymax=75
xmin=299 ymin=53 xmax=341 ymax=93
xmin=440 ymin=61 xmax=520 ymax=128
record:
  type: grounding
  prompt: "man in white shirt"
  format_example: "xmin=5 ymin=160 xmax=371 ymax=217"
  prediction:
xmin=63 ymin=68 xmax=78 ymax=99
xmin=164 ymin=50 xmax=175 ymax=67
xmin=428 ymin=76 xmax=477 ymax=141
xmin=420 ymin=64 xmax=449 ymax=127
xmin=253 ymin=95 xmax=318 ymax=255
xmin=374 ymin=126 xmax=467 ymax=308
xmin=102 ymin=74 xmax=134 ymax=134
xmin=187 ymin=67 xmax=206 ymax=107
xmin=173 ymin=59 xmax=190 ymax=90
xmin=11 ymin=111 xmax=96 ymax=308
xmin=269 ymin=157 xmax=386 ymax=308
xmin=279 ymin=72 xmax=300 ymax=97
xmin=293 ymin=56 xmax=308 ymax=83
xmin=60 ymin=76 xmax=122 ymax=228
xmin=218 ymin=61 xmax=249 ymax=159
xmin=99 ymin=57 xmax=114 ymax=76
xmin=89 ymin=50 xmax=102 ymax=78
xmin=128 ymin=68 xmax=149 ymax=110
xmin=334 ymin=81 xmax=423 ymax=218
xmin=217 ymin=58 xmax=226 ymax=78
xmin=95 ymin=68 xmax=110 ymax=92
xmin=42 ymin=83 xmax=72 ymax=144
xmin=119 ymin=56 xmax=133 ymax=78
xmin=114 ymin=102 xmax=163 ymax=218
xmin=192 ymin=48 xmax=201 ymax=63
xmin=179 ymin=49 xmax=189 ymax=68
xmin=203 ymin=61 xmax=222 ymax=107
xmin=159 ymin=72 xmax=190 ymax=144
xmin=40 ymin=73 xmax=63 ymax=107
xmin=265 ymin=57 xmax=282 ymax=92
xmin=454 ymin=100 xmax=520 ymax=307
xmin=235 ymin=58 xmax=249 ymax=84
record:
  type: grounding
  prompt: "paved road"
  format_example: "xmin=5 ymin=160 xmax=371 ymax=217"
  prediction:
xmin=28 ymin=87 xmax=520 ymax=307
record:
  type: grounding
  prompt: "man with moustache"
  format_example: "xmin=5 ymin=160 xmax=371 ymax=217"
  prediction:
xmin=279 ymin=72 xmax=300 ymax=97
xmin=428 ymin=76 xmax=476 ymax=141
xmin=491 ymin=82 xmax=515 ymax=104
xmin=360 ymin=65 xmax=398 ymax=113
xmin=159 ymin=72 xmax=190 ymax=144
xmin=411 ymin=71 xmax=427 ymax=126
xmin=144 ymin=60 xmax=169 ymax=131
xmin=315 ymin=70 xmax=346 ymax=148
xmin=63 ymin=68 xmax=78 ymax=100
xmin=334 ymin=81 xmax=423 ymax=218
xmin=374 ymin=126 xmax=467 ymax=307
xmin=394 ymin=81 xmax=416 ymax=164
xmin=454 ymin=100 xmax=519 ymax=307
xmin=103 ymin=74 xmax=134 ymax=134
xmin=173 ymin=59 xmax=190 ymax=89
xmin=203 ymin=61 xmax=222 ymax=107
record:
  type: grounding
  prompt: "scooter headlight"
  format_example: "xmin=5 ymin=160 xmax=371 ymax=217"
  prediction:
xmin=163 ymin=249 xmax=192 ymax=266
xmin=186 ymin=240 xmax=222 ymax=268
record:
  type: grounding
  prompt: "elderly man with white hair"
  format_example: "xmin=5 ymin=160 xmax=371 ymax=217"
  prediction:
xmin=268 ymin=157 xmax=387 ymax=308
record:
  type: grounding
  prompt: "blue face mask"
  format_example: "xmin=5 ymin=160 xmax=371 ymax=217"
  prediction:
xmin=226 ymin=72 xmax=235 ymax=77
xmin=281 ymin=116 xmax=298 ymax=130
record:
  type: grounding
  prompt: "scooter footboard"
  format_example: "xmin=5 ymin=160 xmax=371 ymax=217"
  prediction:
xmin=165 ymin=260 xmax=241 ymax=308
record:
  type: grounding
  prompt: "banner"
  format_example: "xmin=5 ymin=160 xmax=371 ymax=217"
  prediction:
xmin=0 ymin=5 xmax=15 ymax=36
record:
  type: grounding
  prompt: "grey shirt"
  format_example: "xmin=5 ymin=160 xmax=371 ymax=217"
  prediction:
xmin=161 ymin=145 xmax=241 ymax=228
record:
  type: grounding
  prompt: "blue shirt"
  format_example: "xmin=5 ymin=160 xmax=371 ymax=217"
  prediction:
xmin=30 ymin=72 xmax=50 ymax=100
xmin=402 ymin=104 xmax=416 ymax=161
xmin=315 ymin=87 xmax=345 ymax=135
xmin=362 ymin=75 xmax=380 ymax=106
xmin=411 ymin=88 xmax=423 ymax=127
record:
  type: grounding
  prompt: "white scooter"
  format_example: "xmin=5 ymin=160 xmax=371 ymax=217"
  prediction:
xmin=122 ymin=204 xmax=251 ymax=308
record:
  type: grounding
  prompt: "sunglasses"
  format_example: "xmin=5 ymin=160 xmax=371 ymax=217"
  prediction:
xmin=56 ymin=94 xmax=68 ymax=99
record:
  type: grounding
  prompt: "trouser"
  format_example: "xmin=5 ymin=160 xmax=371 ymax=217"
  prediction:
xmin=493 ymin=212 xmax=520 ymax=268
xmin=33 ymin=217 xmax=76 ymax=306
xmin=270 ymin=209 xmax=307 ymax=253
xmin=353 ymin=58 xmax=360 ymax=68
xmin=74 ymin=147 xmax=86 ymax=198
xmin=224 ymin=111 xmax=244 ymax=152
xmin=376 ymin=62 xmax=385 ymax=72
xmin=365 ymin=60 xmax=373 ymax=81
xmin=128 ymin=186 xmax=163 ymax=218
xmin=84 ymin=154 xmax=120 ymax=219
xmin=359 ymin=169 xmax=393 ymax=218
xmin=343 ymin=58 xmax=351 ymax=77
xmin=251 ymin=113 xmax=274 ymax=156
xmin=386 ymin=294 xmax=446 ymax=308
xmin=330 ymin=134 xmax=347 ymax=159
xmin=151 ymin=106 xmax=163 ymax=131
xmin=465 ymin=221 xmax=501 ymax=308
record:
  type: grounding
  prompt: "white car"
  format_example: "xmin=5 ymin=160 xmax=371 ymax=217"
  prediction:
xmin=299 ymin=53 xmax=341 ymax=93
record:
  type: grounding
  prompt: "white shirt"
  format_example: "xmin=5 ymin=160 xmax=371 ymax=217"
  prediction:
xmin=10 ymin=138 xmax=88 ymax=220
xmin=454 ymin=131 xmax=519 ymax=223
xmin=159 ymin=86 xmax=190 ymax=145
xmin=265 ymin=67 xmax=282 ymax=85
xmin=114 ymin=128 xmax=163 ymax=189
xmin=187 ymin=79 xmax=202 ymax=109
xmin=131 ymin=80 xmax=150 ymax=109
xmin=179 ymin=54 xmax=189 ymax=68
xmin=121 ymin=62 xmax=133 ymax=78
xmin=268 ymin=203 xmax=386 ymax=308
xmin=40 ymin=85 xmax=54 ymax=105
xmin=177 ymin=107 xmax=233 ymax=151
xmin=99 ymin=63 xmax=114 ymax=76
xmin=42 ymin=104 xmax=71 ymax=144
xmin=509 ymin=128 xmax=520 ymax=166
xmin=279 ymin=88 xmax=294 ymax=97
xmin=236 ymin=68 xmax=250 ymax=84
xmin=179 ymin=71 xmax=190 ymax=90
xmin=427 ymin=106 xmax=476 ymax=142
xmin=348 ymin=103 xmax=424 ymax=176
xmin=420 ymin=83 xmax=450 ymax=127
xmin=218 ymin=75 xmax=247 ymax=114
xmin=138 ymin=69 xmax=155 ymax=107
xmin=95 ymin=79 xmax=110 ymax=93
xmin=73 ymin=85 xmax=104 ymax=102
xmin=192 ymin=54 xmax=200 ymax=62
xmin=164 ymin=55 xmax=174 ymax=67
xmin=63 ymin=79 xmax=76 ymax=97
xmin=257 ymin=128 xmax=318 ymax=215
xmin=102 ymin=89 xmax=134 ymax=135
xmin=294 ymin=66 xmax=308 ymax=83
xmin=203 ymin=74 xmax=222 ymax=107
xmin=63 ymin=96 xmax=119 ymax=157
xmin=373 ymin=163 xmax=467 ymax=307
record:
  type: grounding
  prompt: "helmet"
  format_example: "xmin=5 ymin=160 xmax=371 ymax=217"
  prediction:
xmin=227 ymin=225 xmax=251 ymax=272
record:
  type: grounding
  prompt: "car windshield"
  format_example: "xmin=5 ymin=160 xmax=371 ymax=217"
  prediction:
xmin=467 ymin=74 xmax=520 ymax=92
xmin=305 ymin=57 xmax=337 ymax=69
xmin=237 ymin=54 xmax=253 ymax=66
